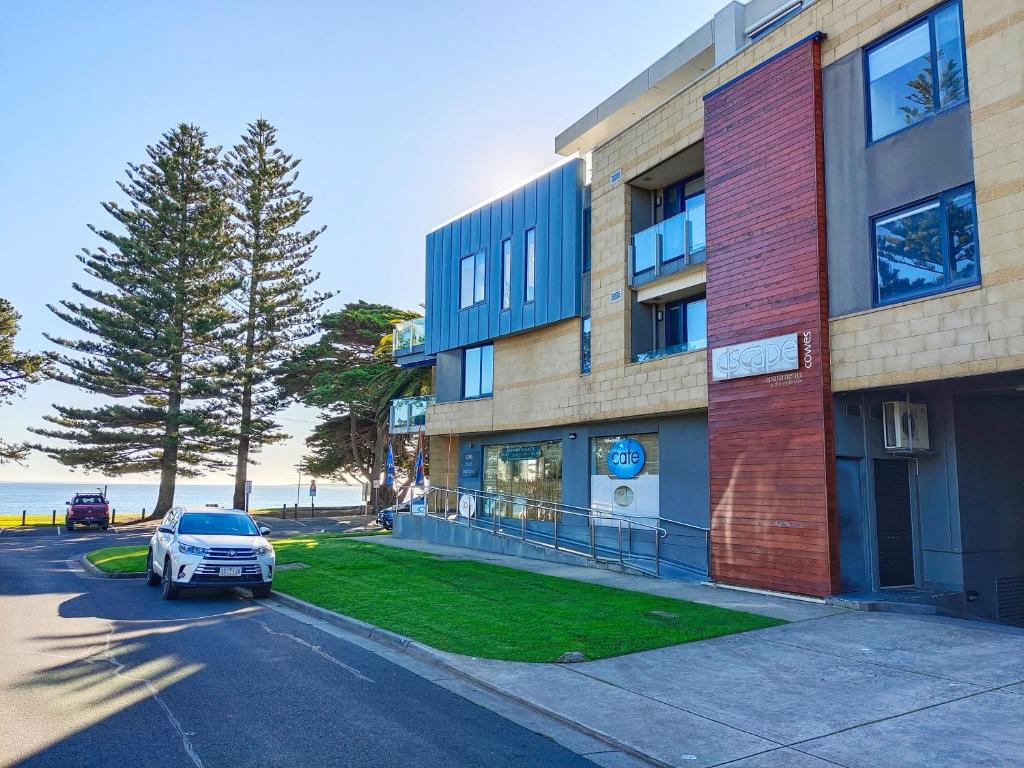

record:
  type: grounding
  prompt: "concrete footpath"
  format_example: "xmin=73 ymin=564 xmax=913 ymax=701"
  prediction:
xmin=359 ymin=537 xmax=1024 ymax=768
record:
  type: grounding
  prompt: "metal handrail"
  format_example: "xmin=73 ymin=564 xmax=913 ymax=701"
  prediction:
xmin=446 ymin=485 xmax=667 ymax=537
xmin=410 ymin=485 xmax=668 ymax=576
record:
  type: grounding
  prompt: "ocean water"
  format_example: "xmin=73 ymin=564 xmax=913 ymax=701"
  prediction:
xmin=0 ymin=481 xmax=363 ymax=515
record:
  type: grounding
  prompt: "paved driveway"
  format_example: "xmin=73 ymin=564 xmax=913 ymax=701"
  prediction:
xmin=0 ymin=526 xmax=609 ymax=768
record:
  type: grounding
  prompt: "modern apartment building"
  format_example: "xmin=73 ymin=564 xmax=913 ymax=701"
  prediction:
xmin=392 ymin=0 xmax=1024 ymax=624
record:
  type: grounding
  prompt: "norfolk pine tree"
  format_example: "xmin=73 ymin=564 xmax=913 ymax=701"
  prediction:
xmin=0 ymin=298 xmax=48 ymax=463
xmin=223 ymin=119 xmax=329 ymax=509
xmin=33 ymin=124 xmax=236 ymax=515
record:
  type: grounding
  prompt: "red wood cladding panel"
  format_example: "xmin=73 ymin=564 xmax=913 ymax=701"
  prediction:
xmin=704 ymin=37 xmax=839 ymax=598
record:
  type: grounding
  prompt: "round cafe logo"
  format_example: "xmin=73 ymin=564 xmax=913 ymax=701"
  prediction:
xmin=607 ymin=438 xmax=645 ymax=479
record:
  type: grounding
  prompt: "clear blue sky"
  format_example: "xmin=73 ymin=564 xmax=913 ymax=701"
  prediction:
xmin=0 ymin=0 xmax=715 ymax=484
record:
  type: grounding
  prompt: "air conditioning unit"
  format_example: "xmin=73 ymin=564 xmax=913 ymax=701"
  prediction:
xmin=882 ymin=401 xmax=930 ymax=452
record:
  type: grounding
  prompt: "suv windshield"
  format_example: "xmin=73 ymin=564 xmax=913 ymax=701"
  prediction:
xmin=177 ymin=513 xmax=259 ymax=536
xmin=74 ymin=495 xmax=105 ymax=505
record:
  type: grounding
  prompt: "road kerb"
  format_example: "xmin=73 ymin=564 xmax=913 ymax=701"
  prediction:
xmin=268 ymin=590 xmax=668 ymax=768
xmin=79 ymin=553 xmax=146 ymax=580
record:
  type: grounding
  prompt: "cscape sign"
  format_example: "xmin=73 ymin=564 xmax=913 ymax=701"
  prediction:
xmin=711 ymin=333 xmax=800 ymax=382
xmin=607 ymin=438 xmax=645 ymax=479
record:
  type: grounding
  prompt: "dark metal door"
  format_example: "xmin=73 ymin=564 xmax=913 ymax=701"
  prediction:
xmin=837 ymin=458 xmax=871 ymax=593
xmin=873 ymin=459 xmax=915 ymax=587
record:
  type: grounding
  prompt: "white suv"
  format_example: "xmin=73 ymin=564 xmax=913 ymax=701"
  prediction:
xmin=146 ymin=507 xmax=275 ymax=600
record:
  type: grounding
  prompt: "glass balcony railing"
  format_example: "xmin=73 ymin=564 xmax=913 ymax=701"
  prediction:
xmin=389 ymin=395 xmax=435 ymax=434
xmin=632 ymin=338 xmax=707 ymax=364
xmin=629 ymin=204 xmax=706 ymax=287
xmin=392 ymin=318 xmax=426 ymax=357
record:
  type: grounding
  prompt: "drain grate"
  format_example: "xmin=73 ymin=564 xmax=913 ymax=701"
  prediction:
xmin=996 ymin=576 xmax=1024 ymax=625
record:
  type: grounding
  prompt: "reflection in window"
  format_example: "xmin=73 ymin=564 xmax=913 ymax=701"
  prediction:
xmin=501 ymin=238 xmax=512 ymax=309
xmin=874 ymin=185 xmax=979 ymax=305
xmin=463 ymin=344 xmax=494 ymax=399
xmin=525 ymin=228 xmax=536 ymax=302
xmin=460 ymin=250 xmax=486 ymax=308
xmin=459 ymin=255 xmax=474 ymax=309
xmin=581 ymin=316 xmax=591 ymax=374
xmin=866 ymin=2 xmax=966 ymax=141
xmin=642 ymin=295 xmax=706 ymax=363
xmin=482 ymin=441 xmax=562 ymax=521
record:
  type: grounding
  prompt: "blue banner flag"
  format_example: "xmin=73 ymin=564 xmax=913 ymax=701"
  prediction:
xmin=414 ymin=432 xmax=425 ymax=486
xmin=385 ymin=441 xmax=395 ymax=488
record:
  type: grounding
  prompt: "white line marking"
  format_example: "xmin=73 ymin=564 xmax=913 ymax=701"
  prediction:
xmin=254 ymin=620 xmax=375 ymax=683
xmin=15 ymin=628 xmax=205 ymax=768
xmin=98 ymin=622 xmax=206 ymax=768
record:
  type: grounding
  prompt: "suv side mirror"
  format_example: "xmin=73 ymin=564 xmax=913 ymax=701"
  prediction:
xmin=157 ymin=525 xmax=174 ymax=534
xmin=65 ymin=501 xmax=71 ymax=505
xmin=258 ymin=525 xmax=271 ymax=536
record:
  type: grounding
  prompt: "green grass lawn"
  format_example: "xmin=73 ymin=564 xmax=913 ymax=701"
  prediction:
xmin=272 ymin=535 xmax=783 ymax=662
xmin=87 ymin=545 xmax=149 ymax=573
xmin=0 ymin=515 xmax=62 ymax=528
xmin=0 ymin=512 xmax=146 ymax=528
xmin=83 ymin=534 xmax=784 ymax=661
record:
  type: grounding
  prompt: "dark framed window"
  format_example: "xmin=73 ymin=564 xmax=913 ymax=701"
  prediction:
xmin=459 ymin=250 xmax=486 ymax=309
xmin=664 ymin=295 xmax=707 ymax=350
xmin=873 ymin=184 xmax=979 ymax=306
xmin=525 ymin=228 xmax=536 ymax=303
xmin=581 ymin=316 xmax=591 ymax=374
xmin=866 ymin=1 xmax=966 ymax=142
xmin=501 ymin=238 xmax=512 ymax=310
xmin=463 ymin=344 xmax=494 ymax=399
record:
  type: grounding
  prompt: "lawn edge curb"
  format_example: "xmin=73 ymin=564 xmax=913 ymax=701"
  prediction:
xmin=80 ymin=553 xmax=146 ymax=580
xmin=269 ymin=589 xmax=670 ymax=768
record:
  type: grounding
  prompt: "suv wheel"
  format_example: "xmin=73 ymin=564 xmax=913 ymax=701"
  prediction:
xmin=66 ymin=521 xmax=74 ymax=531
xmin=160 ymin=558 xmax=180 ymax=600
xmin=252 ymin=584 xmax=272 ymax=599
xmin=145 ymin=551 xmax=161 ymax=587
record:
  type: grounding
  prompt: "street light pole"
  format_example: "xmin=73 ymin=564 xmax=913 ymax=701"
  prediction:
xmin=295 ymin=463 xmax=303 ymax=508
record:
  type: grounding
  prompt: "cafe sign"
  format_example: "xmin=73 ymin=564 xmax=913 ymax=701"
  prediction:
xmin=712 ymin=333 xmax=799 ymax=382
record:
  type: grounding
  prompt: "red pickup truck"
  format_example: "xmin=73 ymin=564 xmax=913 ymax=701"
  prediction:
xmin=66 ymin=493 xmax=109 ymax=531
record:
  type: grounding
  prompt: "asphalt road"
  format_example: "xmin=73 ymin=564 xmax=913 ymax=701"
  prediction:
xmin=0 ymin=523 xmax=599 ymax=768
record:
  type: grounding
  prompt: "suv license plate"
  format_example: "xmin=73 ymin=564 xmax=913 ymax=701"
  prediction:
xmin=219 ymin=567 xmax=242 ymax=577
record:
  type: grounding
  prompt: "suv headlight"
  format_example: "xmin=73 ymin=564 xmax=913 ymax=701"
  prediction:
xmin=178 ymin=543 xmax=210 ymax=556
xmin=255 ymin=544 xmax=274 ymax=556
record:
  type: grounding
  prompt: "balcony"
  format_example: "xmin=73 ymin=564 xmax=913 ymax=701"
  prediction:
xmin=633 ymin=339 xmax=707 ymax=364
xmin=393 ymin=318 xmax=425 ymax=357
xmin=629 ymin=205 xmax=706 ymax=288
xmin=389 ymin=395 xmax=435 ymax=434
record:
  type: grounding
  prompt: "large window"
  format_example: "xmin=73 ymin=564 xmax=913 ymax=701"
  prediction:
xmin=525 ymin=228 xmax=536 ymax=303
xmin=590 ymin=433 xmax=659 ymax=522
xmin=866 ymin=2 xmax=966 ymax=142
xmin=874 ymin=185 xmax=979 ymax=305
xmin=482 ymin=440 xmax=562 ymax=521
xmin=500 ymin=238 xmax=512 ymax=310
xmin=460 ymin=250 xmax=486 ymax=309
xmin=463 ymin=344 xmax=494 ymax=399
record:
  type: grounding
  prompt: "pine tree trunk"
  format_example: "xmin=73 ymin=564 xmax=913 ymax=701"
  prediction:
xmin=154 ymin=368 xmax=182 ymax=517
xmin=232 ymin=380 xmax=252 ymax=510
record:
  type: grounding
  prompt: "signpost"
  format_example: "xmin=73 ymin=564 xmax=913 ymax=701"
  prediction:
xmin=244 ymin=480 xmax=253 ymax=512
xmin=309 ymin=479 xmax=316 ymax=517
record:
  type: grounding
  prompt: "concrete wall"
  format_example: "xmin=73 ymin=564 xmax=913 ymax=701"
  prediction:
xmin=439 ymin=413 xmax=710 ymax=574
xmin=833 ymin=391 xmax=965 ymax=593
xmin=823 ymin=50 xmax=976 ymax=317
xmin=954 ymin=394 xmax=1024 ymax=621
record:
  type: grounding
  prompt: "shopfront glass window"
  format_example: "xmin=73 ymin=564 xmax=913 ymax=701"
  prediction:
xmin=590 ymin=433 xmax=659 ymax=522
xmin=482 ymin=441 xmax=563 ymax=521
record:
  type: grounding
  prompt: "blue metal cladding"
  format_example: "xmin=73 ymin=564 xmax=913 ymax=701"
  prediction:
xmin=424 ymin=158 xmax=584 ymax=355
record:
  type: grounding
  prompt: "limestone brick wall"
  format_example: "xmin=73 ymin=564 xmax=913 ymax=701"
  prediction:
xmin=429 ymin=0 xmax=1024 ymax=435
